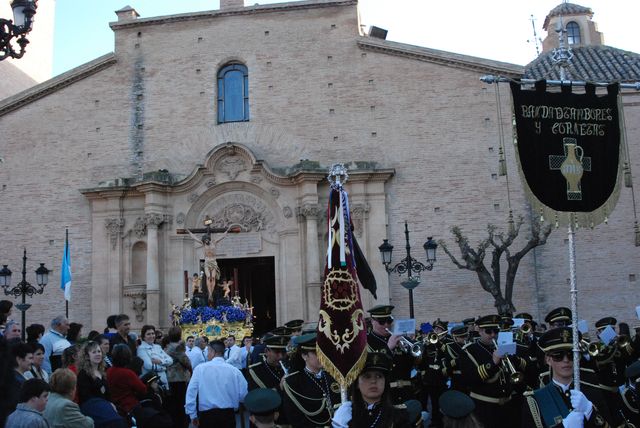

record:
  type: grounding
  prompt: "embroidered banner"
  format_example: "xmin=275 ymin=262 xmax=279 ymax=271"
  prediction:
xmin=316 ymin=169 xmax=368 ymax=389
xmin=510 ymin=81 xmax=623 ymax=227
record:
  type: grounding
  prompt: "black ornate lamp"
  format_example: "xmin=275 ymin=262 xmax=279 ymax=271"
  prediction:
xmin=1 ymin=249 xmax=49 ymax=341
xmin=379 ymin=222 xmax=437 ymax=319
xmin=0 ymin=0 xmax=38 ymax=61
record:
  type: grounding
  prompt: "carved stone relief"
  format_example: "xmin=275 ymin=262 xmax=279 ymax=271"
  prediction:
xmin=350 ymin=203 xmax=370 ymax=237
xmin=270 ymin=187 xmax=280 ymax=198
xmin=250 ymin=175 xmax=262 ymax=184
xmin=201 ymin=193 xmax=275 ymax=232
xmin=105 ymin=218 xmax=125 ymax=249
xmin=283 ymin=206 xmax=293 ymax=219
xmin=131 ymin=296 xmax=147 ymax=322
xmin=217 ymin=156 xmax=247 ymax=181
xmin=144 ymin=212 xmax=164 ymax=228
xmin=176 ymin=212 xmax=185 ymax=225
xmin=134 ymin=217 xmax=147 ymax=238
xmin=188 ymin=193 xmax=199 ymax=203
xmin=205 ymin=179 xmax=216 ymax=188
xmin=297 ymin=204 xmax=320 ymax=221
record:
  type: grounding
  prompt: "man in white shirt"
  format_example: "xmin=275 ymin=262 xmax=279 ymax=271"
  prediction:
xmin=185 ymin=339 xmax=248 ymax=428
xmin=185 ymin=335 xmax=195 ymax=354
xmin=39 ymin=316 xmax=71 ymax=374
xmin=188 ymin=336 xmax=208 ymax=370
xmin=224 ymin=335 xmax=243 ymax=371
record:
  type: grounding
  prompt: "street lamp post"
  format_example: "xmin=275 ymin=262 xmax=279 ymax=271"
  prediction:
xmin=379 ymin=221 xmax=437 ymax=319
xmin=0 ymin=249 xmax=49 ymax=341
xmin=0 ymin=0 xmax=38 ymax=61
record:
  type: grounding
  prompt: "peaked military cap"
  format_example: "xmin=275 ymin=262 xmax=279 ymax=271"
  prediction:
xmin=625 ymin=360 xmax=640 ymax=382
xmin=140 ymin=372 xmax=160 ymax=385
xmin=595 ymin=317 xmax=617 ymax=330
xmin=433 ymin=319 xmax=448 ymax=331
xmin=271 ymin=326 xmax=292 ymax=336
xmin=363 ymin=352 xmax=392 ymax=373
xmin=515 ymin=312 xmax=534 ymax=321
xmin=294 ymin=333 xmax=317 ymax=351
xmin=264 ymin=335 xmax=290 ymax=350
xmin=244 ymin=388 xmax=282 ymax=416
xmin=462 ymin=317 xmax=475 ymax=326
xmin=404 ymin=400 xmax=423 ymax=425
xmin=538 ymin=326 xmax=575 ymax=353
xmin=544 ymin=307 xmax=572 ymax=324
xmin=439 ymin=390 xmax=475 ymax=419
xmin=368 ymin=305 xmax=394 ymax=319
xmin=451 ymin=325 xmax=469 ymax=337
xmin=284 ymin=319 xmax=304 ymax=330
xmin=476 ymin=315 xmax=501 ymax=328
xmin=500 ymin=316 xmax=514 ymax=330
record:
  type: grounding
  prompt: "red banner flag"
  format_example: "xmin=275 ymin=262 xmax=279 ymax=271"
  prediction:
xmin=316 ymin=166 xmax=368 ymax=389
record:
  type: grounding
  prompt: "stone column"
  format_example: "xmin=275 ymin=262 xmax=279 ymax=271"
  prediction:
xmin=298 ymin=204 xmax=321 ymax=317
xmin=144 ymin=213 xmax=164 ymax=327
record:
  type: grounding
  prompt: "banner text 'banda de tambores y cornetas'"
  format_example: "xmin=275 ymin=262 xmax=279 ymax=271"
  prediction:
xmin=510 ymin=81 xmax=623 ymax=227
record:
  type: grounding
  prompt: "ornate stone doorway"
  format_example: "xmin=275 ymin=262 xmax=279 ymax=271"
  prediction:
xmin=218 ymin=256 xmax=276 ymax=336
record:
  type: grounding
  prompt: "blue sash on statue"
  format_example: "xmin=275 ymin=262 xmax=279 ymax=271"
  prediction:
xmin=533 ymin=383 xmax=571 ymax=427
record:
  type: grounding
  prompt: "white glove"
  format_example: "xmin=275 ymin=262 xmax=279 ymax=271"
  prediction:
xmin=562 ymin=410 xmax=584 ymax=428
xmin=570 ymin=390 xmax=593 ymax=418
xmin=331 ymin=401 xmax=352 ymax=428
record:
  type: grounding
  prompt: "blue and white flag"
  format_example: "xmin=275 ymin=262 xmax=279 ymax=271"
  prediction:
xmin=61 ymin=230 xmax=71 ymax=301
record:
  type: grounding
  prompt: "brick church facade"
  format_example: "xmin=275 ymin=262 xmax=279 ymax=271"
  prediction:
xmin=0 ymin=0 xmax=638 ymax=332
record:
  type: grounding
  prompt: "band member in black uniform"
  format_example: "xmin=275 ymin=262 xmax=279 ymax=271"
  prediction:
xmin=619 ymin=361 xmax=640 ymax=427
xmin=244 ymin=388 xmax=282 ymax=428
xmin=331 ymin=352 xmax=413 ymax=428
xmin=460 ymin=314 xmax=527 ymax=428
xmin=247 ymin=334 xmax=291 ymax=426
xmin=365 ymin=305 xmax=416 ymax=405
xmin=537 ymin=308 xmax=574 ymax=387
xmin=282 ymin=333 xmax=341 ymax=427
xmin=418 ymin=320 xmax=449 ymax=428
xmin=443 ymin=325 xmax=470 ymax=393
xmin=521 ymin=327 xmax=614 ymax=428
xmin=592 ymin=317 xmax=635 ymax=424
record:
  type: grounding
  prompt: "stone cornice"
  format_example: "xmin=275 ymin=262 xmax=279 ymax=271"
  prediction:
xmin=109 ymin=0 xmax=357 ymax=31
xmin=0 ymin=54 xmax=117 ymax=117
xmin=357 ymin=37 xmax=524 ymax=77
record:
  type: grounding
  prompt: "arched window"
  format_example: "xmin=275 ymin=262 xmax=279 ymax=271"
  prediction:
xmin=217 ymin=63 xmax=249 ymax=123
xmin=566 ymin=21 xmax=581 ymax=45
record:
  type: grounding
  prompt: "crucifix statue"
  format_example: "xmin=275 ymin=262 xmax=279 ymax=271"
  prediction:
xmin=177 ymin=216 xmax=243 ymax=305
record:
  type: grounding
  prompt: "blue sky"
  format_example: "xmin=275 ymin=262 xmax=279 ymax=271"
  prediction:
xmin=52 ymin=0 xmax=639 ymax=77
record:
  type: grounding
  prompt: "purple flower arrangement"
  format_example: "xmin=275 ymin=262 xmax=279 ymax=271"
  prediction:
xmin=179 ymin=305 xmax=250 ymax=325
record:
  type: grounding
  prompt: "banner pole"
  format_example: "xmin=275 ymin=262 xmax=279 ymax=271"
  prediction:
xmin=568 ymin=218 xmax=580 ymax=391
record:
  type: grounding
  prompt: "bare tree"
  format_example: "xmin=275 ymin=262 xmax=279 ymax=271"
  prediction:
xmin=439 ymin=216 xmax=552 ymax=315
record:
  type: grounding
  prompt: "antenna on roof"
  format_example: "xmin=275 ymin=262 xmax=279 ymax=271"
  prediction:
xmin=527 ymin=14 xmax=541 ymax=57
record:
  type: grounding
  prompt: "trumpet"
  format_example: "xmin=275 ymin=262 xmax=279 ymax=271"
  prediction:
xmin=424 ymin=331 xmax=446 ymax=345
xmin=587 ymin=341 xmax=605 ymax=357
xmin=386 ymin=328 xmax=423 ymax=358
xmin=493 ymin=340 xmax=523 ymax=384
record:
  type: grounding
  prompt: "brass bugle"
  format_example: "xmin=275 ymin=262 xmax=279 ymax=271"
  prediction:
xmin=520 ymin=323 xmax=532 ymax=334
xmin=493 ymin=339 xmax=523 ymax=384
xmin=587 ymin=341 xmax=605 ymax=357
xmin=425 ymin=331 xmax=445 ymax=345
xmin=386 ymin=328 xmax=423 ymax=357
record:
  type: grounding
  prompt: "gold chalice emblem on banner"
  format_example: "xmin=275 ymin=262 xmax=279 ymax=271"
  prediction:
xmin=549 ymin=137 xmax=592 ymax=200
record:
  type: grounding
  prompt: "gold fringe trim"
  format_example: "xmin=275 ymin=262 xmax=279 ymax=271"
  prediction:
xmin=316 ymin=343 xmax=368 ymax=392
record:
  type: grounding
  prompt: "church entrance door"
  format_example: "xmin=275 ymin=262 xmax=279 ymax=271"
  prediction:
xmin=218 ymin=256 xmax=276 ymax=337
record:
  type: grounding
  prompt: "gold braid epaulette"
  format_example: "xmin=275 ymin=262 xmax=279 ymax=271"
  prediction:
xmin=525 ymin=394 xmax=544 ymax=428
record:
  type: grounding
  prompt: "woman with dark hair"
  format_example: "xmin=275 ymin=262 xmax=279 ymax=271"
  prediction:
xmin=67 ymin=323 xmax=83 ymax=344
xmin=108 ymin=344 xmax=173 ymax=428
xmin=95 ymin=334 xmax=113 ymax=369
xmin=26 ymin=324 xmax=45 ymax=344
xmin=0 ymin=300 xmax=13 ymax=336
xmin=24 ymin=343 xmax=50 ymax=383
xmin=164 ymin=326 xmax=191 ymax=428
xmin=332 ymin=353 xmax=411 ymax=428
xmin=136 ymin=325 xmax=172 ymax=391
xmin=62 ymin=344 xmax=80 ymax=374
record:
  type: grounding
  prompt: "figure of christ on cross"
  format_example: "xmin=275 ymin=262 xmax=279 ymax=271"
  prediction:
xmin=180 ymin=222 xmax=243 ymax=305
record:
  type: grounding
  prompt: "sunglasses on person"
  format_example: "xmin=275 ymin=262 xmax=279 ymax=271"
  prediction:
xmin=483 ymin=328 xmax=499 ymax=335
xmin=376 ymin=317 xmax=394 ymax=325
xmin=548 ymin=351 xmax=574 ymax=362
